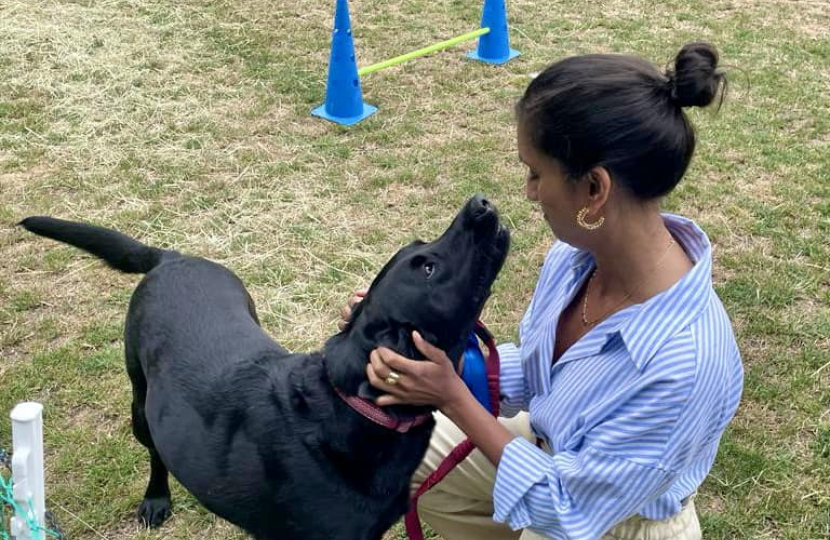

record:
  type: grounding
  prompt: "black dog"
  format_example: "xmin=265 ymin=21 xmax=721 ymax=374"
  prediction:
xmin=20 ymin=195 xmax=509 ymax=540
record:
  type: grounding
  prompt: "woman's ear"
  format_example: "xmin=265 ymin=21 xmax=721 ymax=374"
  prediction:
xmin=587 ymin=166 xmax=612 ymax=209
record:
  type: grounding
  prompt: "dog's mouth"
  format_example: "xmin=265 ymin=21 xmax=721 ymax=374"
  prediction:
xmin=465 ymin=197 xmax=510 ymax=307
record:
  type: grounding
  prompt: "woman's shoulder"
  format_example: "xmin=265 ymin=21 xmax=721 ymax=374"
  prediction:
xmin=662 ymin=213 xmax=713 ymax=262
xmin=643 ymin=294 xmax=741 ymax=377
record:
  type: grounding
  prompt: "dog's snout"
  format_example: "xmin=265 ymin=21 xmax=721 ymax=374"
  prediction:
xmin=470 ymin=195 xmax=493 ymax=219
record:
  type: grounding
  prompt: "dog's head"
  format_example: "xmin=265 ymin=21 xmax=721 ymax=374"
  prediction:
xmin=325 ymin=194 xmax=509 ymax=400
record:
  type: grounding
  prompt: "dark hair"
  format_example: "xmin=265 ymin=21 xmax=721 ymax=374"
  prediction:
xmin=516 ymin=42 xmax=726 ymax=199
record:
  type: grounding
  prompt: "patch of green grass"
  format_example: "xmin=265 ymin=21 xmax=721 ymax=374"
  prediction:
xmin=80 ymin=320 xmax=122 ymax=347
xmin=813 ymin=428 xmax=830 ymax=461
xmin=10 ymin=290 xmax=42 ymax=312
xmin=386 ymin=522 xmax=442 ymax=540
xmin=0 ymin=99 xmax=48 ymax=135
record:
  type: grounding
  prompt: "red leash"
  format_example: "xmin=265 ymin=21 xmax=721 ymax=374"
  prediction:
xmin=405 ymin=321 xmax=500 ymax=540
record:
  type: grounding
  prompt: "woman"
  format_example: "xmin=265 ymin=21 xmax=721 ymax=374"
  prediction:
xmin=341 ymin=41 xmax=743 ymax=540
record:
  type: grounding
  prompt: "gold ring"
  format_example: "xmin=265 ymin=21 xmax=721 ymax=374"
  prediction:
xmin=384 ymin=371 xmax=401 ymax=385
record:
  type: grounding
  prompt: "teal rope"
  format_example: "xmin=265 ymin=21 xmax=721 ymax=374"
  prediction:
xmin=1 ymin=466 xmax=61 ymax=540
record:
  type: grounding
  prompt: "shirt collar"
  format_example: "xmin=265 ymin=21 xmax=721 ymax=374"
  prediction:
xmin=570 ymin=249 xmax=594 ymax=275
xmin=567 ymin=214 xmax=714 ymax=371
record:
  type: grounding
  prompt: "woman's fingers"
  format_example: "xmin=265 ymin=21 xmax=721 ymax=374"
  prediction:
xmin=413 ymin=331 xmax=451 ymax=366
xmin=366 ymin=355 xmax=408 ymax=395
xmin=338 ymin=288 xmax=368 ymax=329
xmin=369 ymin=348 xmax=413 ymax=378
xmin=375 ymin=394 xmax=405 ymax=407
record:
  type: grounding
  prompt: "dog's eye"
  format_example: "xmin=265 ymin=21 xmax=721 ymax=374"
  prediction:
xmin=424 ymin=262 xmax=435 ymax=278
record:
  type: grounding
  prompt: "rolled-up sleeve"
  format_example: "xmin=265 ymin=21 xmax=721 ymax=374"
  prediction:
xmin=492 ymin=365 xmax=695 ymax=540
xmin=493 ymin=439 xmax=676 ymax=540
xmin=497 ymin=342 xmax=527 ymax=418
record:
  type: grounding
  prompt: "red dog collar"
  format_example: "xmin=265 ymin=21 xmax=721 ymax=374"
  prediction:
xmin=333 ymin=387 xmax=432 ymax=433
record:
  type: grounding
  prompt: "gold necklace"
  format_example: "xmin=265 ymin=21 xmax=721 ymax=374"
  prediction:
xmin=581 ymin=235 xmax=676 ymax=327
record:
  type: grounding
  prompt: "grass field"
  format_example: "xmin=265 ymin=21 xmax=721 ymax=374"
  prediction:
xmin=1 ymin=0 xmax=828 ymax=538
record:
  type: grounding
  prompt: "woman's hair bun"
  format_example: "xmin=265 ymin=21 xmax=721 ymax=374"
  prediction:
xmin=667 ymin=41 xmax=725 ymax=108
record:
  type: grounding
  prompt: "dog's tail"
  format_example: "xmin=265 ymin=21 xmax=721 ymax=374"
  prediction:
xmin=19 ymin=216 xmax=167 ymax=274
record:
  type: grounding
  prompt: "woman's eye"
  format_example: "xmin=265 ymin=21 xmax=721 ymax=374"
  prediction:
xmin=527 ymin=170 xmax=539 ymax=181
xmin=424 ymin=262 xmax=435 ymax=278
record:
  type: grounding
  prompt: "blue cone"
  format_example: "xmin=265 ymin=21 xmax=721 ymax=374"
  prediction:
xmin=467 ymin=0 xmax=519 ymax=65
xmin=312 ymin=0 xmax=377 ymax=125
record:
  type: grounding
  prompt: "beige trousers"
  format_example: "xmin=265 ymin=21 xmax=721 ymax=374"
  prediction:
xmin=410 ymin=412 xmax=702 ymax=540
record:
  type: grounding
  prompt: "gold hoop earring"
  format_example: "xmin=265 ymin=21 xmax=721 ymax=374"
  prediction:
xmin=576 ymin=207 xmax=604 ymax=230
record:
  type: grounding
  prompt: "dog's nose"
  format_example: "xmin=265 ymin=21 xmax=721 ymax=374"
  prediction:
xmin=470 ymin=195 xmax=493 ymax=219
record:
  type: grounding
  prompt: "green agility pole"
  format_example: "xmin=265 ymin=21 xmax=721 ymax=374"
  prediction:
xmin=358 ymin=27 xmax=490 ymax=76
xmin=313 ymin=0 xmax=519 ymax=125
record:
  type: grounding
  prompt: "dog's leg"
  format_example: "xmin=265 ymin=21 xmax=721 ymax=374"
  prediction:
xmin=127 ymin=358 xmax=172 ymax=528
xmin=138 ymin=447 xmax=172 ymax=528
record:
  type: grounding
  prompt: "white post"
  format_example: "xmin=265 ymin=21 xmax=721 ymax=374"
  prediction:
xmin=9 ymin=402 xmax=45 ymax=540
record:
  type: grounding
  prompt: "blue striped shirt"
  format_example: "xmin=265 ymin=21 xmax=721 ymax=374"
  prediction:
xmin=493 ymin=214 xmax=743 ymax=540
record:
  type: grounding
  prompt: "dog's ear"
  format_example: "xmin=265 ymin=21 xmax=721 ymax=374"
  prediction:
xmin=323 ymin=333 xmax=368 ymax=396
xmin=378 ymin=324 xmax=424 ymax=361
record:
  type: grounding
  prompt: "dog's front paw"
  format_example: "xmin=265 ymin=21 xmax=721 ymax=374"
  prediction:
xmin=138 ymin=497 xmax=172 ymax=528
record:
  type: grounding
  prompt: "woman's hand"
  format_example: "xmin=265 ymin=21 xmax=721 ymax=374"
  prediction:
xmin=368 ymin=330 xmax=515 ymax=466
xmin=366 ymin=331 xmax=469 ymax=411
xmin=337 ymin=288 xmax=368 ymax=331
